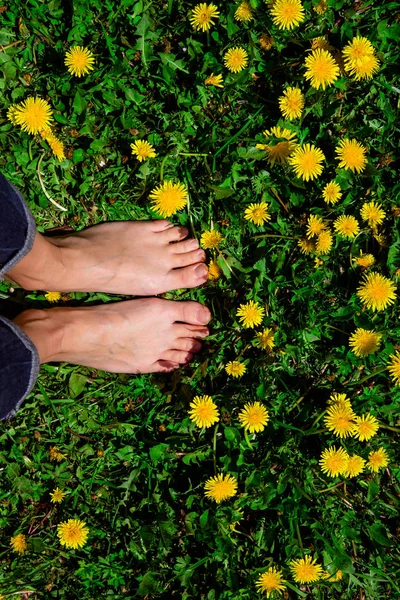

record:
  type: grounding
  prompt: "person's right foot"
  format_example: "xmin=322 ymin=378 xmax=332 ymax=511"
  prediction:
xmin=15 ymin=298 xmax=211 ymax=373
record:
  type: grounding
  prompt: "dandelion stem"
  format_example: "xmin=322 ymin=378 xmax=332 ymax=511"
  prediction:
xmin=244 ymin=428 xmax=253 ymax=450
xmin=213 ymin=424 xmax=219 ymax=474
xmin=295 ymin=520 xmax=304 ymax=558
xmin=160 ymin=154 xmax=170 ymax=181
xmin=346 ymin=366 xmax=387 ymax=386
xmin=37 ymin=153 xmax=67 ymax=212
xmin=179 ymin=152 xmax=209 ymax=157
xmin=317 ymin=481 xmax=345 ymax=493
xmin=378 ymin=423 xmax=400 ymax=433
xmin=326 ymin=324 xmax=349 ymax=336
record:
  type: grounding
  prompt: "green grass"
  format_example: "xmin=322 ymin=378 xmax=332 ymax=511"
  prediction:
xmin=1 ymin=0 xmax=400 ymax=598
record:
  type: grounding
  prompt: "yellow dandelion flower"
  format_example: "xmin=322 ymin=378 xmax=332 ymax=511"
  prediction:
xmin=200 ymin=230 xmax=223 ymax=249
xmin=349 ymin=328 xmax=381 ymax=357
xmin=225 ymin=361 xmax=246 ymax=378
xmin=314 ymin=257 xmax=323 ymax=268
xmin=190 ymin=3 xmax=220 ymax=31
xmin=335 ymin=138 xmax=367 ymax=173
xmin=236 ymin=300 xmax=265 ymax=328
xmin=208 ymin=259 xmax=222 ymax=280
xmin=311 ymin=36 xmax=332 ymax=52
xmin=298 ymin=238 xmax=315 ymax=254
xmin=49 ymin=446 xmax=66 ymax=461
xmin=360 ymin=201 xmax=386 ymax=227
xmin=50 ymin=487 xmax=67 ymax=503
xmin=235 ymin=1 xmax=254 ymax=22
xmin=344 ymin=455 xmax=365 ymax=478
xmin=205 ymin=73 xmax=224 ymax=87
xmin=189 ymin=395 xmax=219 ymax=428
xmin=319 ymin=446 xmax=348 ymax=477
xmin=10 ymin=533 xmax=27 ymax=554
xmin=313 ymin=0 xmax=328 ymax=13
xmin=223 ymin=47 xmax=248 ymax=73
xmin=357 ymin=272 xmax=396 ymax=312
xmin=149 ymin=180 xmax=188 ymax=217
xmin=322 ymin=181 xmax=342 ymax=205
xmin=13 ymin=97 xmax=53 ymax=135
xmin=306 ymin=214 xmax=325 ymax=238
xmin=324 ymin=569 xmax=343 ymax=582
xmin=57 ymin=519 xmax=89 ymax=549
xmin=352 ymin=414 xmax=379 ymax=441
xmin=354 ymin=252 xmax=375 ymax=268
xmin=367 ymin=448 xmax=389 ymax=472
xmin=204 ymin=473 xmax=238 ymax=503
xmin=256 ymin=327 xmax=275 ymax=351
xmin=324 ymin=404 xmax=356 ymax=438
xmin=328 ymin=392 xmax=352 ymax=410
xmin=256 ymin=567 xmax=287 ymax=598
xmin=288 ymin=144 xmax=325 ymax=181
xmin=46 ymin=134 xmax=65 ymax=161
xmin=7 ymin=104 xmax=19 ymax=125
xmin=278 ymin=87 xmax=305 ymax=120
xmin=45 ymin=291 xmax=61 ymax=303
xmin=256 ymin=126 xmax=298 ymax=166
xmin=270 ymin=0 xmax=305 ymax=30
xmin=316 ymin=230 xmax=333 ymax=255
xmin=238 ymin=401 xmax=269 ymax=433
xmin=304 ymin=49 xmax=340 ymax=90
xmin=65 ymin=46 xmax=95 ymax=77
xmin=342 ymin=36 xmax=375 ymax=72
xmin=244 ymin=202 xmax=271 ymax=225
xmin=350 ymin=53 xmax=380 ymax=80
xmin=259 ymin=34 xmax=274 ymax=50
xmin=290 ymin=556 xmax=323 ymax=584
xmin=130 ymin=140 xmax=156 ymax=162
xmin=333 ymin=215 xmax=360 ymax=238
xmin=387 ymin=351 xmax=400 ymax=385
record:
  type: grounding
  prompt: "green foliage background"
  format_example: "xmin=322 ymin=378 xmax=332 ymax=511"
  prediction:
xmin=0 ymin=0 xmax=400 ymax=598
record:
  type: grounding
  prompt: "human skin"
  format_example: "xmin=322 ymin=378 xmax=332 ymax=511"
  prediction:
xmin=9 ymin=219 xmax=211 ymax=373
xmin=7 ymin=219 xmax=208 ymax=294
xmin=15 ymin=299 xmax=211 ymax=373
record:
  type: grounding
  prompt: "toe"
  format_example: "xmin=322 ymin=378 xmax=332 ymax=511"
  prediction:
xmin=170 ymin=238 xmax=200 ymax=254
xmin=174 ymin=338 xmax=203 ymax=353
xmin=173 ymin=324 xmax=209 ymax=339
xmin=159 ymin=225 xmax=189 ymax=242
xmin=168 ymin=300 xmax=211 ymax=326
xmin=150 ymin=220 xmax=174 ymax=232
xmin=167 ymin=263 xmax=208 ymax=291
xmin=173 ymin=249 xmax=206 ymax=268
xmin=154 ymin=360 xmax=180 ymax=372
xmin=162 ymin=350 xmax=193 ymax=364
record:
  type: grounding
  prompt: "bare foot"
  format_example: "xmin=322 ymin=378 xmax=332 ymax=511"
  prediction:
xmin=7 ymin=220 xmax=208 ymax=295
xmin=15 ymin=298 xmax=211 ymax=373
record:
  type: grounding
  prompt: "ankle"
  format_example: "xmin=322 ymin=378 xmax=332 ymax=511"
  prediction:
xmin=13 ymin=309 xmax=67 ymax=363
xmin=6 ymin=233 xmax=66 ymax=292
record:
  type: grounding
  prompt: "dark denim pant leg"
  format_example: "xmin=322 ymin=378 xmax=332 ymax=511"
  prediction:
xmin=0 ymin=172 xmax=40 ymax=420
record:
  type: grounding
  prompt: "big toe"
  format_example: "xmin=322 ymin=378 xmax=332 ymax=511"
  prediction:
xmin=168 ymin=300 xmax=211 ymax=326
xmin=167 ymin=263 xmax=208 ymax=291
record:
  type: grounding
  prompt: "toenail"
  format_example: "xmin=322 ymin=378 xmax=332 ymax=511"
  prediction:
xmin=196 ymin=306 xmax=211 ymax=324
xmin=194 ymin=264 xmax=208 ymax=279
xmin=189 ymin=238 xmax=199 ymax=249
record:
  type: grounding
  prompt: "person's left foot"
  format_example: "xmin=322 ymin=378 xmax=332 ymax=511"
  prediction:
xmin=9 ymin=220 xmax=209 ymax=295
